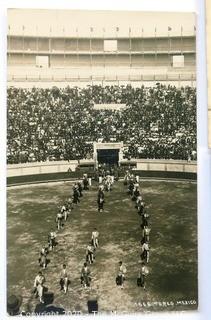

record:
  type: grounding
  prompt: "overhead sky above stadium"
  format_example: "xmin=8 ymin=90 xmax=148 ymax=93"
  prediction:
xmin=8 ymin=9 xmax=195 ymax=38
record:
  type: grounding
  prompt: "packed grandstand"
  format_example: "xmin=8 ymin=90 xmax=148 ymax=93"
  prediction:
xmin=7 ymin=83 xmax=197 ymax=164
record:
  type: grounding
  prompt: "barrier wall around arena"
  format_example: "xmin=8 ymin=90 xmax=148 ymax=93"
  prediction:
xmin=135 ymin=159 xmax=196 ymax=173
xmin=7 ymin=160 xmax=95 ymax=177
xmin=7 ymin=159 xmax=197 ymax=185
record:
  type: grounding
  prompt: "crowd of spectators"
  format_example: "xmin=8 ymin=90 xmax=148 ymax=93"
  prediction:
xmin=7 ymin=83 xmax=197 ymax=164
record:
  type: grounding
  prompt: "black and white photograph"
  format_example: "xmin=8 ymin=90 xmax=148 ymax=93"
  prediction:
xmin=6 ymin=8 xmax=198 ymax=316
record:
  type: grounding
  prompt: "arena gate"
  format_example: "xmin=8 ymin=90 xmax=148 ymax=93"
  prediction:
xmin=93 ymin=142 xmax=124 ymax=167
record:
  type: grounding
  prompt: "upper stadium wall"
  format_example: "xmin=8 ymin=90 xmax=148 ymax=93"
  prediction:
xmin=7 ymin=10 xmax=196 ymax=85
xmin=8 ymin=9 xmax=196 ymax=38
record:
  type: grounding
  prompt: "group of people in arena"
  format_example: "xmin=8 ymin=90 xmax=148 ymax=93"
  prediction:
xmin=34 ymin=166 xmax=147 ymax=306
xmin=80 ymin=169 xmax=116 ymax=287
xmin=123 ymin=171 xmax=150 ymax=290
xmin=33 ymin=170 xmax=116 ymax=301
xmin=81 ymin=228 xmax=100 ymax=288
xmin=33 ymin=169 xmax=125 ymax=302
xmin=33 ymin=174 xmax=92 ymax=303
xmin=7 ymin=84 xmax=196 ymax=164
xmin=12 ymin=166 xmax=153 ymax=313
xmin=96 ymin=169 xmax=132 ymax=290
xmin=97 ymin=169 xmax=115 ymax=211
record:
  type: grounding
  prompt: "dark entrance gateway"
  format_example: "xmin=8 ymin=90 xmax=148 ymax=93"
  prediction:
xmin=97 ymin=149 xmax=119 ymax=165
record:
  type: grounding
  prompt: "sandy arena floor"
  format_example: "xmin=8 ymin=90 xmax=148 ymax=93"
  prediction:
xmin=7 ymin=180 xmax=198 ymax=314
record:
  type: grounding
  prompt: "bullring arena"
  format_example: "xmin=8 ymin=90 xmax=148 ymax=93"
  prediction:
xmin=7 ymin=9 xmax=197 ymax=315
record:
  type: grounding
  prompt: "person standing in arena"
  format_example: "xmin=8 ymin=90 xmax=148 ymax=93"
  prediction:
xmin=33 ymin=271 xmax=45 ymax=303
xmin=137 ymin=262 xmax=149 ymax=290
xmin=48 ymin=231 xmax=57 ymax=250
xmin=140 ymin=240 xmax=150 ymax=263
xmin=97 ymin=185 xmax=105 ymax=212
xmin=91 ymin=228 xmax=99 ymax=249
xmin=141 ymin=210 xmax=150 ymax=228
xmin=81 ymin=262 xmax=91 ymax=288
xmin=128 ymin=180 xmax=134 ymax=197
xmin=83 ymin=174 xmax=89 ymax=190
xmin=67 ymin=197 xmax=73 ymax=212
xmin=132 ymin=184 xmax=140 ymax=201
xmin=123 ymin=170 xmax=130 ymax=185
xmin=56 ymin=211 xmax=63 ymax=230
xmin=110 ymin=167 xmax=115 ymax=184
xmin=99 ymin=174 xmax=103 ymax=184
xmin=60 ymin=264 xmax=70 ymax=294
xmin=135 ymin=195 xmax=143 ymax=210
xmin=88 ymin=175 xmax=92 ymax=187
xmin=61 ymin=204 xmax=68 ymax=221
xmin=104 ymin=175 xmax=111 ymax=192
xmin=77 ymin=181 xmax=83 ymax=197
xmin=73 ymin=184 xmax=80 ymax=205
xmin=116 ymin=261 xmax=127 ymax=288
xmin=39 ymin=245 xmax=48 ymax=269
xmin=86 ymin=242 xmax=95 ymax=264
xmin=138 ymin=200 xmax=145 ymax=215
xmin=142 ymin=226 xmax=151 ymax=242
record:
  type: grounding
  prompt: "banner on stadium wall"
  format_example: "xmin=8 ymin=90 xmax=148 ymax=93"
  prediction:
xmin=93 ymin=103 xmax=127 ymax=110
